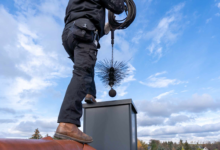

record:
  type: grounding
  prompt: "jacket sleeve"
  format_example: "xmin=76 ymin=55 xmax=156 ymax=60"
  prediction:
xmin=100 ymin=0 xmax=124 ymax=14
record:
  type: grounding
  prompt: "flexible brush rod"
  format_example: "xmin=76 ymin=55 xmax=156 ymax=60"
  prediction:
xmin=111 ymin=30 xmax=114 ymax=46
xmin=111 ymin=30 xmax=114 ymax=66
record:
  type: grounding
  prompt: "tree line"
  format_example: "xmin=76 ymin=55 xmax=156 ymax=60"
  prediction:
xmin=138 ymin=139 xmax=220 ymax=150
xmin=30 ymin=128 xmax=220 ymax=150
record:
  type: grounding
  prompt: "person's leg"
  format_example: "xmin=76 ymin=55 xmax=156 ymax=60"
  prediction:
xmin=58 ymin=42 xmax=97 ymax=127
xmin=55 ymin=22 xmax=98 ymax=143
xmin=91 ymin=65 xmax=96 ymax=98
xmin=84 ymin=45 xmax=97 ymax=103
xmin=74 ymin=42 xmax=97 ymax=99
xmin=55 ymin=42 xmax=97 ymax=143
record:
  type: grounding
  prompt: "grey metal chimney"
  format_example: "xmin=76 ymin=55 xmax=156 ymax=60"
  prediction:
xmin=83 ymin=99 xmax=138 ymax=150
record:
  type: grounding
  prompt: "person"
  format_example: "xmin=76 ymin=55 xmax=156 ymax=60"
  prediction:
xmin=54 ymin=0 xmax=124 ymax=144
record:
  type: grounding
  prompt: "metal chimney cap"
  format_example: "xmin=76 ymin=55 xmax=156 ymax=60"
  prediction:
xmin=83 ymin=99 xmax=138 ymax=114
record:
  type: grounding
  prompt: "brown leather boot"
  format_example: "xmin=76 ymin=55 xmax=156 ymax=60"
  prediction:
xmin=54 ymin=123 xmax=93 ymax=143
xmin=85 ymin=94 xmax=97 ymax=104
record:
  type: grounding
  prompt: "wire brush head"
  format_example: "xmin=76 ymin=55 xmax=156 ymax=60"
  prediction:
xmin=96 ymin=59 xmax=130 ymax=88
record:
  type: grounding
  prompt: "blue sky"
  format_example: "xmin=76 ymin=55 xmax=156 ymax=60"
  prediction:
xmin=0 ymin=0 xmax=220 ymax=143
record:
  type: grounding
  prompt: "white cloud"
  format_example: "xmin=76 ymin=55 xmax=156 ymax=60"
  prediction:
xmin=206 ymin=18 xmax=212 ymax=23
xmin=216 ymin=13 xmax=220 ymax=16
xmin=181 ymin=90 xmax=188 ymax=93
xmin=154 ymin=90 xmax=174 ymax=99
xmin=0 ymin=119 xmax=18 ymax=124
xmin=115 ymin=86 xmax=128 ymax=97
xmin=98 ymin=29 xmax=136 ymax=63
xmin=122 ymin=63 xmax=136 ymax=83
xmin=101 ymin=91 xmax=108 ymax=98
xmin=0 ymin=0 xmax=73 ymax=139
xmin=1 ymin=119 xmax=58 ymax=138
xmin=164 ymin=115 xmax=194 ymax=125
xmin=218 ymin=3 xmax=220 ymax=8
xmin=144 ymin=3 xmax=185 ymax=59
xmin=155 ymin=47 xmax=163 ymax=59
xmin=132 ymin=30 xmax=144 ymax=44
xmin=0 ymin=108 xmax=16 ymax=114
xmin=138 ymin=112 xmax=165 ymax=126
xmin=123 ymin=74 xmax=136 ymax=83
xmin=38 ymin=0 xmax=67 ymax=20
xmin=13 ymin=120 xmax=57 ymax=133
xmin=140 ymin=71 xmax=186 ymax=88
xmin=136 ymin=94 xmax=220 ymax=117
xmin=146 ymin=16 xmax=175 ymax=44
xmin=140 ymin=0 xmax=153 ymax=4
xmin=155 ymin=71 xmax=167 ymax=76
xmin=137 ymin=113 xmax=193 ymax=127
xmin=139 ymin=122 xmax=220 ymax=137
xmin=137 ymin=97 xmax=220 ymax=142
xmin=0 ymin=0 xmax=72 ymax=109
xmin=167 ymin=3 xmax=185 ymax=14
xmin=95 ymin=99 xmax=104 ymax=102
xmin=137 ymin=111 xmax=220 ymax=143
xmin=0 ymin=7 xmax=71 ymax=109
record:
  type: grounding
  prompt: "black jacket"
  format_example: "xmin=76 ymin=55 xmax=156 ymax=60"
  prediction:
xmin=64 ymin=0 xmax=124 ymax=38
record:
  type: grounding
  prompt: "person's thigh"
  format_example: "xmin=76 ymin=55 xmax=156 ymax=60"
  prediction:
xmin=62 ymin=24 xmax=77 ymax=62
xmin=73 ymin=42 xmax=98 ymax=95
xmin=74 ymin=42 xmax=98 ymax=70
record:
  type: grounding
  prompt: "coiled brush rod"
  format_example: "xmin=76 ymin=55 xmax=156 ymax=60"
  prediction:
xmin=108 ymin=0 xmax=136 ymax=30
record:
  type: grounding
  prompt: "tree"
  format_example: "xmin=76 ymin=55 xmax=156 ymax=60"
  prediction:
xmin=150 ymin=139 xmax=160 ymax=150
xmin=191 ymin=144 xmax=198 ymax=150
xmin=157 ymin=144 xmax=165 ymax=150
xmin=202 ymin=142 xmax=206 ymax=149
xmin=168 ymin=141 xmax=173 ymax=150
xmin=30 ymin=128 xmax=42 ymax=139
xmin=176 ymin=146 xmax=181 ymax=150
xmin=140 ymin=140 xmax=148 ymax=150
xmin=138 ymin=139 xmax=143 ymax=150
xmin=180 ymin=140 xmax=183 ymax=146
xmin=184 ymin=140 xmax=191 ymax=150
xmin=138 ymin=139 xmax=148 ymax=150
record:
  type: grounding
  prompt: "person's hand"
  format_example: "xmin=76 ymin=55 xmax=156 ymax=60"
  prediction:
xmin=104 ymin=22 xmax=111 ymax=35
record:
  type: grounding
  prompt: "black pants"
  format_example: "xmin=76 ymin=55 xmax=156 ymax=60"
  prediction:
xmin=57 ymin=22 xmax=98 ymax=127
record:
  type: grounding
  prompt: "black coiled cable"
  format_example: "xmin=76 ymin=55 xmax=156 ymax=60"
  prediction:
xmin=98 ymin=0 xmax=136 ymax=97
xmin=108 ymin=0 xmax=136 ymax=30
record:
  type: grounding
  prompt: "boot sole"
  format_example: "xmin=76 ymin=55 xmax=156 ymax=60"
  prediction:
xmin=54 ymin=133 xmax=93 ymax=144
